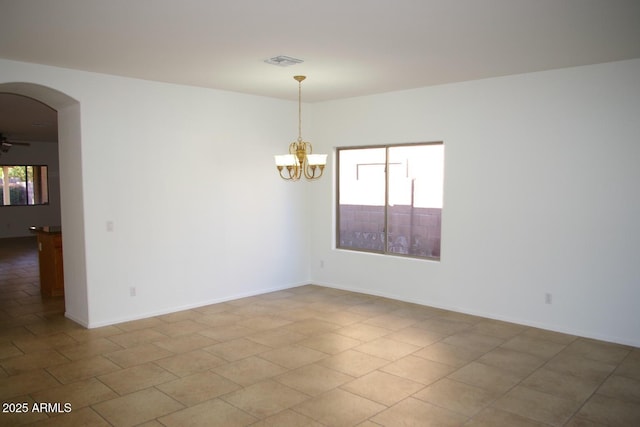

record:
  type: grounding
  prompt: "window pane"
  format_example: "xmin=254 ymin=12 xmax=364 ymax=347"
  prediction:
xmin=338 ymin=148 xmax=386 ymax=252
xmin=0 ymin=165 xmax=49 ymax=206
xmin=9 ymin=166 xmax=27 ymax=205
xmin=387 ymin=145 xmax=443 ymax=257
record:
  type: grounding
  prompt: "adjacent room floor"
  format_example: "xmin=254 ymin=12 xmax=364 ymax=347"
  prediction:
xmin=1 ymin=237 xmax=639 ymax=426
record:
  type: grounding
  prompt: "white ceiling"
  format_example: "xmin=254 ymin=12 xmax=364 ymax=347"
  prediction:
xmin=1 ymin=0 xmax=640 ymax=142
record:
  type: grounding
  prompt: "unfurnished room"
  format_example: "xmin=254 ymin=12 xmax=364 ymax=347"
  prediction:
xmin=1 ymin=0 xmax=639 ymax=425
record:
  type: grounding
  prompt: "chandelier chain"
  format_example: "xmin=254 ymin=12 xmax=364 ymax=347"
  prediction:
xmin=298 ymin=79 xmax=302 ymax=142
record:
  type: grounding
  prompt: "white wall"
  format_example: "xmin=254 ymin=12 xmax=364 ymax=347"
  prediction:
xmin=80 ymin=79 xmax=312 ymax=326
xmin=0 ymin=59 xmax=311 ymax=327
xmin=308 ymin=59 xmax=640 ymax=347
xmin=0 ymin=141 xmax=61 ymax=238
xmin=2 ymin=57 xmax=639 ymax=347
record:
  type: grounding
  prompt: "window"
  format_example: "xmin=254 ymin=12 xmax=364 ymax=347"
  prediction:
xmin=337 ymin=143 xmax=444 ymax=259
xmin=0 ymin=165 xmax=49 ymax=206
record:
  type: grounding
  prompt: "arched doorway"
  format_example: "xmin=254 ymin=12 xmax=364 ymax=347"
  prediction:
xmin=0 ymin=82 xmax=89 ymax=327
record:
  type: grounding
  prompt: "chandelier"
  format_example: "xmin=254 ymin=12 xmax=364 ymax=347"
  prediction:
xmin=274 ymin=76 xmax=327 ymax=181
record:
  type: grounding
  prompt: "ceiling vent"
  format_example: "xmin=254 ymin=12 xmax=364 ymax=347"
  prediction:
xmin=264 ymin=55 xmax=304 ymax=67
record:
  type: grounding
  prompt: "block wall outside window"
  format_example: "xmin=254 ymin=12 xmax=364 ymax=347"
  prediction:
xmin=338 ymin=205 xmax=442 ymax=258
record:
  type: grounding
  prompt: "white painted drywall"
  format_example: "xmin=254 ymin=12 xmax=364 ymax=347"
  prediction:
xmin=0 ymin=59 xmax=311 ymax=327
xmin=308 ymin=59 xmax=640 ymax=347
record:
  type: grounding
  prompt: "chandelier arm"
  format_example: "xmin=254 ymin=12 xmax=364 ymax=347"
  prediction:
xmin=280 ymin=165 xmax=300 ymax=181
xmin=303 ymin=161 xmax=325 ymax=180
xmin=303 ymin=163 xmax=314 ymax=180
xmin=304 ymin=167 xmax=319 ymax=180
xmin=277 ymin=168 xmax=289 ymax=180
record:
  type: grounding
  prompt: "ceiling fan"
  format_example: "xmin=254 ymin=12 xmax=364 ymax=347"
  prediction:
xmin=0 ymin=133 xmax=31 ymax=155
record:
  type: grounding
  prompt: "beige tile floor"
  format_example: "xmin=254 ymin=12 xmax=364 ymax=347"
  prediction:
xmin=1 ymin=236 xmax=640 ymax=426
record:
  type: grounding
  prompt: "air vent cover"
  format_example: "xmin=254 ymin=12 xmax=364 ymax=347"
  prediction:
xmin=264 ymin=55 xmax=304 ymax=67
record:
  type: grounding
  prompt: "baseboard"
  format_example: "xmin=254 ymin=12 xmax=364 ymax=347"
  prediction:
xmin=64 ymin=311 xmax=89 ymax=328
xmin=84 ymin=281 xmax=309 ymax=329
xmin=313 ymin=280 xmax=640 ymax=348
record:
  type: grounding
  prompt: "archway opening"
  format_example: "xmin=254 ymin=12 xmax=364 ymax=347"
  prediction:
xmin=0 ymin=82 xmax=88 ymax=327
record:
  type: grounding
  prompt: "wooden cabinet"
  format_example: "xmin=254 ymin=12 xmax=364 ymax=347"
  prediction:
xmin=31 ymin=227 xmax=64 ymax=297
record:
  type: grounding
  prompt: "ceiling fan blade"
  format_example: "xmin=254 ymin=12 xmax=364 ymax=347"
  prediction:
xmin=0 ymin=133 xmax=31 ymax=146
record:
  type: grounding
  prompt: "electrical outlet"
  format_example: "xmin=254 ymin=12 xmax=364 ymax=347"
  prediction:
xmin=545 ymin=293 xmax=552 ymax=304
xmin=130 ymin=287 xmax=136 ymax=297
xmin=320 ymin=260 xmax=324 ymax=268
xmin=106 ymin=221 xmax=114 ymax=232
